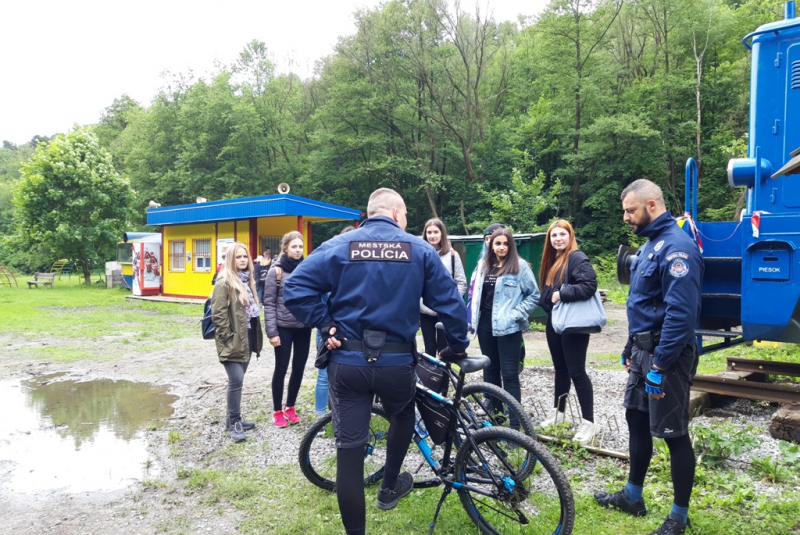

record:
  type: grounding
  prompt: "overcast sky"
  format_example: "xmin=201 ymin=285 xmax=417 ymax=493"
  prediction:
xmin=0 ymin=0 xmax=549 ymax=146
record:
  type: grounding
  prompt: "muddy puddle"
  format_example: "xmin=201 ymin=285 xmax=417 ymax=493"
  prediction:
xmin=0 ymin=374 xmax=177 ymax=495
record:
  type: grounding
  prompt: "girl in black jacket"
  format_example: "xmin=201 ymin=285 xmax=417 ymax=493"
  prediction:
xmin=538 ymin=220 xmax=599 ymax=445
xmin=264 ymin=231 xmax=311 ymax=428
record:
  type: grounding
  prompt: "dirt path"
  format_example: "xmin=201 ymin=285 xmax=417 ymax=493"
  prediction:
xmin=0 ymin=305 xmax=630 ymax=534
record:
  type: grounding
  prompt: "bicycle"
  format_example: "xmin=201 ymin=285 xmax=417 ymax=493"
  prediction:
xmin=298 ymin=351 xmax=575 ymax=535
xmin=299 ymin=350 xmax=537 ymax=488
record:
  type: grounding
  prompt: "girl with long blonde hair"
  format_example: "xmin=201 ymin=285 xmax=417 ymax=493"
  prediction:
xmin=210 ymin=242 xmax=263 ymax=442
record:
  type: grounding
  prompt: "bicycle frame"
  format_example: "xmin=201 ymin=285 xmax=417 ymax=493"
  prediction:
xmin=412 ymin=353 xmax=529 ymax=498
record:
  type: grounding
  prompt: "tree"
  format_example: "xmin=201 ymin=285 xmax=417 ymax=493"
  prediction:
xmin=13 ymin=128 xmax=135 ymax=284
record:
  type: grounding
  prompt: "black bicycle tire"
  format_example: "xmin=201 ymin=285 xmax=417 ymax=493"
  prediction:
xmin=460 ymin=382 xmax=537 ymax=439
xmin=297 ymin=403 xmax=388 ymax=491
xmin=453 ymin=427 xmax=575 ymax=535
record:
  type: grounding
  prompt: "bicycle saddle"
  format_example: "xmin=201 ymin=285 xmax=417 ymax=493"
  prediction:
xmin=451 ymin=354 xmax=490 ymax=373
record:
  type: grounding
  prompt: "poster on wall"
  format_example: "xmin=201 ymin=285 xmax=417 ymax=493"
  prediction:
xmin=216 ymin=238 xmax=234 ymax=274
xmin=143 ymin=242 xmax=161 ymax=291
xmin=132 ymin=245 xmax=142 ymax=296
xmin=132 ymin=242 xmax=161 ymax=296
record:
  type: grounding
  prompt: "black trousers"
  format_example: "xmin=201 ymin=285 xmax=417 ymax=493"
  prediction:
xmin=545 ymin=316 xmax=593 ymax=421
xmin=477 ymin=312 xmax=522 ymax=404
xmin=272 ymin=326 xmax=312 ymax=411
xmin=420 ymin=313 xmax=447 ymax=356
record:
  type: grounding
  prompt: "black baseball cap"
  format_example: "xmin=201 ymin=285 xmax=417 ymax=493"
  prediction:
xmin=483 ymin=223 xmax=506 ymax=237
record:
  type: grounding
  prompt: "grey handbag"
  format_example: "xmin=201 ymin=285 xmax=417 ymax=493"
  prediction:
xmin=551 ymin=255 xmax=607 ymax=335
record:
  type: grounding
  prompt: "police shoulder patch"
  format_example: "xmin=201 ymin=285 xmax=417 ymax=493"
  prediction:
xmin=349 ymin=241 xmax=412 ymax=262
xmin=668 ymin=257 xmax=689 ymax=278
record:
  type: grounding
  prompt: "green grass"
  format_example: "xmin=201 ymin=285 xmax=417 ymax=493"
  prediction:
xmin=696 ymin=342 xmax=800 ymax=375
xmin=0 ymin=278 xmax=200 ymax=361
xmin=590 ymin=353 xmax=624 ymax=369
xmin=163 ymin=455 xmax=800 ymax=535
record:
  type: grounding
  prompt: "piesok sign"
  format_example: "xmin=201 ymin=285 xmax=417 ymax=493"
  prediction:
xmin=349 ymin=241 xmax=412 ymax=262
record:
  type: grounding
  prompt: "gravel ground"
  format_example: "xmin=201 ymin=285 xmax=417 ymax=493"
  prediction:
xmin=1 ymin=302 xmax=797 ymax=534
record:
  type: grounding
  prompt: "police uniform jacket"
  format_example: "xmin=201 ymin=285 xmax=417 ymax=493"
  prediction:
xmin=283 ymin=215 xmax=470 ymax=366
xmin=627 ymin=211 xmax=704 ymax=369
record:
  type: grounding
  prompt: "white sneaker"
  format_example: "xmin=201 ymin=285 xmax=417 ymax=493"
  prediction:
xmin=573 ymin=419 xmax=600 ymax=445
xmin=539 ymin=409 xmax=566 ymax=428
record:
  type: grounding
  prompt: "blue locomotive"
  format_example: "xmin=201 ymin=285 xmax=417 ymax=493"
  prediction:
xmin=620 ymin=1 xmax=800 ymax=356
xmin=698 ymin=0 xmax=800 ymax=349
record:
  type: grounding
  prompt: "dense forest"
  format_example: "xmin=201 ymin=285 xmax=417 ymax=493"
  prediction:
xmin=0 ymin=0 xmax=786 ymax=273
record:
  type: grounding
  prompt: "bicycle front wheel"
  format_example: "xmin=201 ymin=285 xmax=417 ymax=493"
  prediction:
xmin=453 ymin=427 xmax=574 ymax=535
xmin=297 ymin=403 xmax=389 ymax=491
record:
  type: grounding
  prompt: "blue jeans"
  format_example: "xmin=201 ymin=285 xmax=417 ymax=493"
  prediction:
xmin=315 ymin=367 xmax=329 ymax=416
xmin=315 ymin=329 xmax=329 ymax=415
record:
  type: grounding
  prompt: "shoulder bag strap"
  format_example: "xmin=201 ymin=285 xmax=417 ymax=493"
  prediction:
xmin=450 ymin=250 xmax=455 ymax=279
xmin=561 ymin=254 xmax=571 ymax=287
xmin=275 ymin=266 xmax=282 ymax=287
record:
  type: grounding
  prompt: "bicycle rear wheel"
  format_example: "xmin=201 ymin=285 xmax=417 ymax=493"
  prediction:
xmin=460 ymin=382 xmax=536 ymax=439
xmin=453 ymin=427 xmax=574 ymax=535
xmin=297 ymin=404 xmax=389 ymax=491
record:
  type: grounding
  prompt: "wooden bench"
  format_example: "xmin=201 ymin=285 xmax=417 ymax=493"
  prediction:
xmin=27 ymin=272 xmax=55 ymax=289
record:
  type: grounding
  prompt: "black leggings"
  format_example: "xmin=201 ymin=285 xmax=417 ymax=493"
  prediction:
xmin=337 ymin=398 xmax=415 ymax=533
xmin=545 ymin=316 xmax=593 ymax=421
xmin=477 ymin=312 xmax=522 ymax=404
xmin=627 ymin=408 xmax=695 ymax=507
xmin=272 ymin=326 xmax=312 ymax=411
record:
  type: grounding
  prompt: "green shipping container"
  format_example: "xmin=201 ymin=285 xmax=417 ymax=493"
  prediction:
xmin=449 ymin=233 xmax=547 ymax=320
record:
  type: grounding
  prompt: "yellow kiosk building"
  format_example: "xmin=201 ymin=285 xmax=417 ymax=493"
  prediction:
xmin=146 ymin=193 xmax=362 ymax=299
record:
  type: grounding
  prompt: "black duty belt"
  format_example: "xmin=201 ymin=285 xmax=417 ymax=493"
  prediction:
xmin=340 ymin=340 xmax=415 ymax=353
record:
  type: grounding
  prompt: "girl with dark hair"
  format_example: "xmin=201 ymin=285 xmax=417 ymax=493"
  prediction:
xmin=538 ymin=219 xmax=600 ymax=445
xmin=468 ymin=228 xmax=539 ymax=420
xmin=264 ymin=231 xmax=312 ymax=427
xmin=420 ymin=218 xmax=467 ymax=355
xmin=210 ymin=242 xmax=263 ymax=442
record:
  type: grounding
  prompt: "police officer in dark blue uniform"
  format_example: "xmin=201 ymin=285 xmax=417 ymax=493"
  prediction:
xmin=284 ymin=188 xmax=470 ymax=535
xmin=594 ymin=179 xmax=703 ymax=535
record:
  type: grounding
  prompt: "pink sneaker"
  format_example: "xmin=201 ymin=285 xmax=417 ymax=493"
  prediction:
xmin=283 ymin=406 xmax=300 ymax=425
xmin=273 ymin=410 xmax=288 ymax=428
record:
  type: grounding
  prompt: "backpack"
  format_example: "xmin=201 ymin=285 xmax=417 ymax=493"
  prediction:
xmin=201 ymin=298 xmax=215 ymax=340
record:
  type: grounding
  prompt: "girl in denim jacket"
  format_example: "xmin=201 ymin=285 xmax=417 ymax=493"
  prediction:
xmin=469 ymin=228 xmax=540 ymax=416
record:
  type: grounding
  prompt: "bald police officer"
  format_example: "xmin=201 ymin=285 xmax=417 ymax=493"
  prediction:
xmin=284 ymin=188 xmax=469 ymax=535
xmin=594 ymin=179 xmax=703 ymax=535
